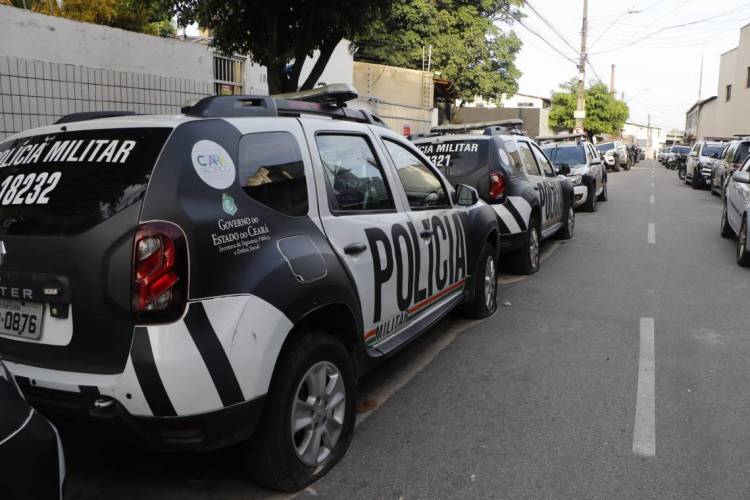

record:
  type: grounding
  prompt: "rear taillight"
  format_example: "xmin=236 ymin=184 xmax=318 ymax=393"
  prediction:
xmin=489 ymin=171 xmax=506 ymax=201
xmin=133 ymin=222 xmax=188 ymax=324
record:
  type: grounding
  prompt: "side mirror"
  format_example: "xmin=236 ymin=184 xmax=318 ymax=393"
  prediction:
xmin=591 ymin=158 xmax=602 ymax=166
xmin=455 ymin=184 xmax=479 ymax=206
xmin=732 ymin=171 xmax=750 ymax=184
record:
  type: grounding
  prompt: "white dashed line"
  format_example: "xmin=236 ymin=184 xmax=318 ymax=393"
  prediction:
xmin=648 ymin=222 xmax=655 ymax=244
xmin=650 ymin=183 xmax=655 ymax=188
xmin=634 ymin=317 xmax=656 ymax=457
xmin=650 ymin=195 xmax=654 ymax=204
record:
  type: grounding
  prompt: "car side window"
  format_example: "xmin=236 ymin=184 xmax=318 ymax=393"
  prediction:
xmin=726 ymin=143 xmax=738 ymax=163
xmin=518 ymin=141 xmax=542 ymax=176
xmin=531 ymin=144 xmax=555 ymax=177
xmin=316 ymin=134 xmax=395 ymax=213
xmin=239 ymin=131 xmax=308 ymax=217
xmin=383 ymin=139 xmax=450 ymax=209
xmin=691 ymin=143 xmax=701 ymax=156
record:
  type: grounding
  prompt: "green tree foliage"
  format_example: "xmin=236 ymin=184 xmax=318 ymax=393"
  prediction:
xmin=174 ymin=0 xmax=393 ymax=94
xmin=14 ymin=0 xmax=175 ymax=36
xmin=549 ymin=79 xmax=629 ymax=137
xmin=354 ymin=0 xmax=523 ymax=101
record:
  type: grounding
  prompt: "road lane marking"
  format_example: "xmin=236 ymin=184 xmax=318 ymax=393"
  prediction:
xmin=650 ymin=183 xmax=655 ymax=188
xmin=648 ymin=222 xmax=655 ymax=244
xmin=650 ymin=195 xmax=655 ymax=204
xmin=634 ymin=317 xmax=656 ymax=457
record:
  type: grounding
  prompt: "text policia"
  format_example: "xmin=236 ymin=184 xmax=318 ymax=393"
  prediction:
xmin=0 ymin=139 xmax=137 ymax=168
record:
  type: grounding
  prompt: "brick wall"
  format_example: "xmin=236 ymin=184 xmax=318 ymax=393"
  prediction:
xmin=0 ymin=55 xmax=212 ymax=140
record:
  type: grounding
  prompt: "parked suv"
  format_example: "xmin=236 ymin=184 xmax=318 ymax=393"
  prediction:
xmin=0 ymin=85 xmax=500 ymax=492
xmin=539 ymin=133 xmax=607 ymax=212
xmin=413 ymin=120 xmax=575 ymax=276
xmin=720 ymin=156 xmax=750 ymax=266
xmin=686 ymin=141 xmax=726 ymax=189
xmin=595 ymin=141 xmax=629 ymax=171
xmin=712 ymin=137 xmax=750 ymax=197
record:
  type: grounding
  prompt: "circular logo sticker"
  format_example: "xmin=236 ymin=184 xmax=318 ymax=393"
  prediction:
xmin=191 ymin=140 xmax=236 ymax=189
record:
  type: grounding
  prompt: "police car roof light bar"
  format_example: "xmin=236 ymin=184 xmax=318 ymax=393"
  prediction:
xmin=535 ymin=133 xmax=586 ymax=143
xmin=430 ymin=119 xmax=526 ymax=136
xmin=55 ymin=111 xmax=138 ymax=125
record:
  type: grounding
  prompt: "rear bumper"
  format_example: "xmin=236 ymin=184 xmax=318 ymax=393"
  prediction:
xmin=20 ymin=381 xmax=265 ymax=452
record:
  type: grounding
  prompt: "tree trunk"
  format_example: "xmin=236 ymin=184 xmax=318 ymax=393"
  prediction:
xmin=300 ymin=38 xmax=341 ymax=91
xmin=266 ymin=61 xmax=299 ymax=95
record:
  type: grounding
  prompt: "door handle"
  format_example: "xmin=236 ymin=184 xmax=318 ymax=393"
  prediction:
xmin=343 ymin=243 xmax=367 ymax=255
xmin=420 ymin=230 xmax=434 ymax=238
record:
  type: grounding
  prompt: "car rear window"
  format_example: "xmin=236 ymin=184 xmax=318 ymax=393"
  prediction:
xmin=0 ymin=127 xmax=171 ymax=236
xmin=415 ymin=140 xmax=488 ymax=177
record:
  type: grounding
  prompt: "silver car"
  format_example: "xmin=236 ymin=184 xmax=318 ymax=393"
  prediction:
xmin=720 ymin=155 xmax=750 ymax=266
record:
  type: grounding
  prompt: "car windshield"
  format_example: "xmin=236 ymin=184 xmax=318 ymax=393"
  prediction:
xmin=596 ymin=143 xmax=615 ymax=152
xmin=542 ymin=146 xmax=586 ymax=166
xmin=672 ymin=146 xmax=691 ymax=154
xmin=702 ymin=145 xmax=724 ymax=158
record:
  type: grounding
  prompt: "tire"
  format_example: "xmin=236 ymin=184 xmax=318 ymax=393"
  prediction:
xmin=584 ymin=182 xmax=597 ymax=212
xmin=691 ymin=173 xmax=700 ymax=189
xmin=557 ymin=203 xmax=575 ymax=239
xmin=612 ymin=164 xmax=621 ymax=172
xmin=460 ymin=243 xmax=497 ymax=319
xmin=509 ymin=216 xmax=540 ymax=275
xmin=597 ymin=177 xmax=608 ymax=201
xmin=738 ymin=216 xmax=750 ymax=267
xmin=678 ymin=167 xmax=686 ymax=181
xmin=721 ymin=202 xmax=734 ymax=238
xmin=245 ymin=331 xmax=356 ymax=493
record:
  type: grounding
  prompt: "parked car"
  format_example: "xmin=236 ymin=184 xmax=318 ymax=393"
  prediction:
xmin=686 ymin=141 xmax=726 ymax=189
xmin=413 ymin=120 xmax=575 ymax=276
xmin=0 ymin=359 xmax=65 ymax=499
xmin=720 ymin=156 xmax=750 ymax=266
xmin=658 ymin=147 xmax=670 ymax=164
xmin=712 ymin=137 xmax=750 ymax=198
xmin=0 ymin=84 xmax=500 ymax=492
xmin=595 ymin=141 xmax=629 ymax=171
xmin=539 ymin=133 xmax=607 ymax=212
xmin=666 ymin=145 xmax=691 ymax=170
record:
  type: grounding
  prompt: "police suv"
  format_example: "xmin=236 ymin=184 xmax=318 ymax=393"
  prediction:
xmin=412 ymin=120 xmax=575 ymax=275
xmin=539 ymin=133 xmax=607 ymax=212
xmin=686 ymin=141 xmax=726 ymax=189
xmin=0 ymin=85 xmax=500 ymax=492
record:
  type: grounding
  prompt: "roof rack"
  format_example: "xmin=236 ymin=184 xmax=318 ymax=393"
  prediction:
xmin=430 ymin=119 xmax=526 ymax=136
xmin=535 ymin=133 xmax=586 ymax=144
xmin=181 ymin=83 xmax=387 ymax=127
xmin=54 ymin=111 xmax=137 ymax=125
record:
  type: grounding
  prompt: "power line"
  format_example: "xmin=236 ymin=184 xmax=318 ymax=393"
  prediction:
xmin=512 ymin=15 xmax=579 ymax=65
xmin=522 ymin=0 xmax=580 ymax=56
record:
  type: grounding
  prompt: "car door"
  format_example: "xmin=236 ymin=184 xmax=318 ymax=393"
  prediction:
xmin=586 ymin=143 xmax=603 ymax=193
xmin=528 ymin=142 xmax=564 ymax=235
xmin=378 ymin=136 xmax=469 ymax=340
xmin=303 ymin=121 xmax=414 ymax=349
xmin=727 ymin=158 xmax=750 ymax=231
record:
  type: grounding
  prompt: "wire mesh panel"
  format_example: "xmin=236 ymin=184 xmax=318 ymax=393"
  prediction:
xmin=0 ymin=55 xmax=213 ymax=140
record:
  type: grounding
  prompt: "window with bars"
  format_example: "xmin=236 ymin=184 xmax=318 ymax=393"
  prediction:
xmin=213 ymin=55 xmax=245 ymax=96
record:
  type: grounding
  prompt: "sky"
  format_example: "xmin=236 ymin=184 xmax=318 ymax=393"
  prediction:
xmin=507 ymin=0 xmax=750 ymax=131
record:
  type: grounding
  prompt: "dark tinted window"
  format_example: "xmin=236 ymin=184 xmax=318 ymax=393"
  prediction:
xmin=0 ymin=128 xmax=170 ymax=236
xmin=316 ymin=134 xmax=394 ymax=212
xmin=735 ymin=142 xmax=750 ymax=164
xmin=501 ymin=140 xmax=524 ymax=174
xmin=596 ymin=143 xmax=615 ymax=152
xmin=239 ymin=132 xmax=308 ymax=217
xmin=517 ymin=141 xmax=542 ymax=176
xmin=415 ymin=140 xmax=488 ymax=177
xmin=384 ymin=139 xmax=449 ymax=209
xmin=672 ymin=146 xmax=691 ymax=154
xmin=543 ymin=146 xmax=586 ymax=166
xmin=702 ymin=145 xmax=725 ymax=158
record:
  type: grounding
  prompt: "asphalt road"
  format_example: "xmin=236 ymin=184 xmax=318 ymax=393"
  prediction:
xmin=64 ymin=160 xmax=750 ymax=499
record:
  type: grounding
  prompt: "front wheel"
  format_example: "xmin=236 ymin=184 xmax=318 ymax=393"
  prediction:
xmin=597 ymin=178 xmax=608 ymax=201
xmin=460 ymin=244 xmax=497 ymax=318
xmin=557 ymin=204 xmax=575 ymax=239
xmin=584 ymin=183 xmax=597 ymax=212
xmin=738 ymin=217 xmax=750 ymax=267
xmin=245 ymin=331 xmax=356 ymax=492
xmin=678 ymin=167 xmax=686 ymax=181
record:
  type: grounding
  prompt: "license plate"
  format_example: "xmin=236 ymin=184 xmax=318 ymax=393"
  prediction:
xmin=0 ymin=299 xmax=44 ymax=340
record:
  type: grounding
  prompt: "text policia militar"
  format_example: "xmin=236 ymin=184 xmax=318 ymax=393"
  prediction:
xmin=0 ymin=139 xmax=137 ymax=168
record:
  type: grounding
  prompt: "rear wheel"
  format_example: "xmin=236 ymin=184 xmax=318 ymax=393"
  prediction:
xmin=245 ymin=331 xmax=356 ymax=492
xmin=509 ymin=217 xmax=540 ymax=275
xmin=721 ymin=202 xmax=734 ymax=238
xmin=738 ymin=216 xmax=750 ymax=267
xmin=460 ymin=243 xmax=497 ymax=318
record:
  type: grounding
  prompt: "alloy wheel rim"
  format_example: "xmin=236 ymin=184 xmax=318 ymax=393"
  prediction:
xmin=484 ymin=255 xmax=495 ymax=309
xmin=529 ymin=229 xmax=539 ymax=269
xmin=291 ymin=360 xmax=346 ymax=467
xmin=568 ymin=207 xmax=575 ymax=235
xmin=741 ymin=222 xmax=747 ymax=257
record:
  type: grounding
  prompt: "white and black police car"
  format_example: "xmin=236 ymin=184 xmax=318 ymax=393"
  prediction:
xmin=0 ymin=358 xmax=65 ymax=499
xmin=721 ymin=155 xmax=750 ymax=266
xmin=539 ymin=133 xmax=608 ymax=212
xmin=0 ymin=85 xmax=499 ymax=492
xmin=412 ymin=120 xmax=575 ymax=275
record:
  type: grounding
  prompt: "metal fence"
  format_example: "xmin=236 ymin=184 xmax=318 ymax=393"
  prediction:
xmin=213 ymin=54 xmax=246 ymax=95
xmin=0 ymin=55 xmax=213 ymax=140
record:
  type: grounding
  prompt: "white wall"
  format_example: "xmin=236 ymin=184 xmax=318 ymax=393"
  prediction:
xmin=299 ymin=40 xmax=354 ymax=88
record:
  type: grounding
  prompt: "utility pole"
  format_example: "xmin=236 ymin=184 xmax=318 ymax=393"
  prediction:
xmin=610 ymin=64 xmax=616 ymax=95
xmin=698 ymin=55 xmax=704 ymax=100
xmin=647 ymin=114 xmax=652 ymax=158
xmin=575 ymin=0 xmax=589 ymax=134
